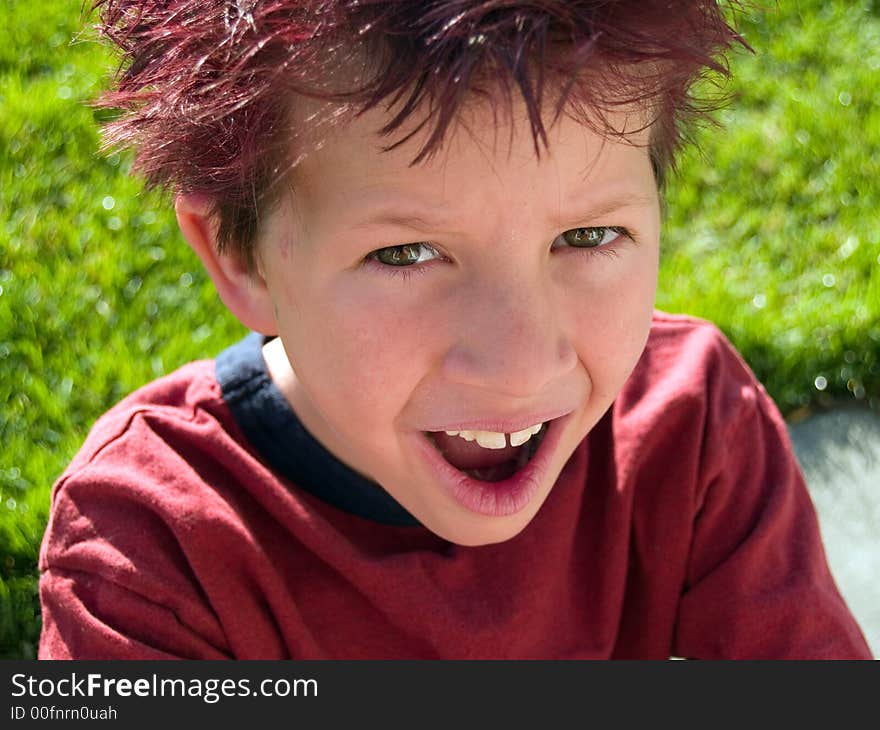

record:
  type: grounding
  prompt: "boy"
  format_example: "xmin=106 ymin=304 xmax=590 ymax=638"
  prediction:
xmin=38 ymin=0 xmax=871 ymax=658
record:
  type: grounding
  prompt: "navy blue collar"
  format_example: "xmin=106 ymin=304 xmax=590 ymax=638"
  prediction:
xmin=215 ymin=332 xmax=419 ymax=527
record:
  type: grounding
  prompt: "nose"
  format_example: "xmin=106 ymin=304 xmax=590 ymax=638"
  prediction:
xmin=440 ymin=274 xmax=579 ymax=399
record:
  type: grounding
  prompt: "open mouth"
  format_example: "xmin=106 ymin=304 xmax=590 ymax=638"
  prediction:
xmin=423 ymin=423 xmax=549 ymax=483
xmin=414 ymin=412 xmax=572 ymax=517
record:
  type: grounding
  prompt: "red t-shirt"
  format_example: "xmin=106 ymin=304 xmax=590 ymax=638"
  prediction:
xmin=37 ymin=312 xmax=872 ymax=659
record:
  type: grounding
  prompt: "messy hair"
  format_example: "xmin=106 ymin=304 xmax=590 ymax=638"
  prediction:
xmin=92 ymin=0 xmax=746 ymax=273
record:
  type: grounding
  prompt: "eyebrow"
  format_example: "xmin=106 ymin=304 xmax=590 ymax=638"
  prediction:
xmin=349 ymin=192 xmax=657 ymax=233
xmin=556 ymin=193 xmax=658 ymax=226
xmin=349 ymin=205 xmax=450 ymax=233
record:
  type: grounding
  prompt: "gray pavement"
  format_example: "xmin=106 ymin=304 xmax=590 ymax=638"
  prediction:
xmin=788 ymin=407 xmax=880 ymax=658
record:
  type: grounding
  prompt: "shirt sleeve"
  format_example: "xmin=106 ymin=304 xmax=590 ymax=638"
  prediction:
xmin=672 ymin=353 xmax=872 ymax=659
xmin=38 ymin=468 xmax=232 ymax=660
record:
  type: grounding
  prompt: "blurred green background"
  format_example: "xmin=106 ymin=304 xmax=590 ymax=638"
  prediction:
xmin=1 ymin=1 xmax=879 ymax=658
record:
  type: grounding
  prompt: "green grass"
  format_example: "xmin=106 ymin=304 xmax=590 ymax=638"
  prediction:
xmin=658 ymin=0 xmax=880 ymax=416
xmin=1 ymin=0 xmax=879 ymax=658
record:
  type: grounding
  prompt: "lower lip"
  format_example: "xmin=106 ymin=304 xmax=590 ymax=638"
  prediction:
xmin=413 ymin=413 xmax=571 ymax=517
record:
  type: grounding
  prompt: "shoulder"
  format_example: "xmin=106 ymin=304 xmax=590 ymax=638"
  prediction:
xmin=44 ymin=355 xmax=248 ymax=526
xmin=39 ymin=355 xmax=260 ymax=585
xmin=608 ymin=310 xmax=787 ymax=514
xmin=60 ymin=358 xmax=228 ymax=475
xmin=635 ymin=310 xmax=760 ymax=397
xmin=617 ymin=310 xmax=769 ymax=432
xmin=37 ymin=355 xmax=279 ymax=657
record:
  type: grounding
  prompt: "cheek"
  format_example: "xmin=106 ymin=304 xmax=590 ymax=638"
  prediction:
xmin=568 ymin=249 xmax=658 ymax=387
xmin=278 ymin=281 xmax=436 ymax=413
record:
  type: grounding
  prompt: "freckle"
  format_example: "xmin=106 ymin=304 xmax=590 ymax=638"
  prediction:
xmin=284 ymin=285 xmax=298 ymax=309
xmin=276 ymin=233 xmax=294 ymax=261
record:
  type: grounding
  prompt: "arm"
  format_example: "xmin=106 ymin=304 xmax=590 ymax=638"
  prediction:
xmin=672 ymin=362 xmax=871 ymax=659
xmin=39 ymin=568 xmax=229 ymax=660
xmin=38 ymin=470 xmax=231 ymax=660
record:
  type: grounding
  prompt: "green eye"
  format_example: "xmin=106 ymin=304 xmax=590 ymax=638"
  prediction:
xmin=370 ymin=242 xmax=438 ymax=266
xmin=561 ymin=227 xmax=612 ymax=248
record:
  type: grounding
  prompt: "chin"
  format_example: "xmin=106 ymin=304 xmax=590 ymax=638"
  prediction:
xmin=430 ymin=506 xmax=541 ymax=548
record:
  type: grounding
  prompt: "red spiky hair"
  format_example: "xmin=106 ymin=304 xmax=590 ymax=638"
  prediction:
xmin=92 ymin=0 xmax=747 ymax=273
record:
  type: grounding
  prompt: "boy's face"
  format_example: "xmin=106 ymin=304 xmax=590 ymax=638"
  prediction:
xmin=256 ymin=100 xmax=660 ymax=546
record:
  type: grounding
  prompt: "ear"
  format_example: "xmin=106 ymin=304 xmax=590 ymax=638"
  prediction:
xmin=175 ymin=194 xmax=278 ymax=335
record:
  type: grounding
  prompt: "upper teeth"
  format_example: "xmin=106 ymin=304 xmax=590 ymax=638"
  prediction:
xmin=444 ymin=423 xmax=544 ymax=449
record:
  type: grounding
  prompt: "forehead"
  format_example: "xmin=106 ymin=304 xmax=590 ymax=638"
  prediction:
xmin=285 ymin=94 xmax=656 ymax=220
